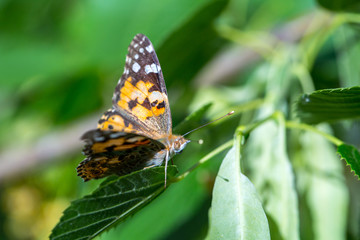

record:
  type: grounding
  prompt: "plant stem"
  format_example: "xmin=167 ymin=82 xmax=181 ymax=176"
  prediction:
xmin=285 ymin=121 xmax=344 ymax=146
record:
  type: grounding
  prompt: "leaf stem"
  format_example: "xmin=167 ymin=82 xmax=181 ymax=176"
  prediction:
xmin=241 ymin=113 xmax=277 ymax=135
xmin=285 ymin=121 xmax=344 ymax=146
xmin=173 ymin=140 xmax=233 ymax=182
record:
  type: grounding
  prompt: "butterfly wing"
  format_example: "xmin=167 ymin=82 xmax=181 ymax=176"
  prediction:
xmin=78 ymin=34 xmax=173 ymax=181
xmin=110 ymin=33 xmax=172 ymax=139
xmin=77 ymin=129 xmax=166 ymax=181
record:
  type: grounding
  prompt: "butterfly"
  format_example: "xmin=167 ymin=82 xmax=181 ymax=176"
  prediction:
xmin=77 ymin=34 xmax=190 ymax=186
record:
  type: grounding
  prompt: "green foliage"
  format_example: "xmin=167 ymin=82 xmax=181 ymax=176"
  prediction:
xmin=50 ymin=166 xmax=178 ymax=240
xmin=295 ymin=86 xmax=360 ymax=124
xmin=245 ymin=116 xmax=300 ymax=240
xmin=317 ymin=0 xmax=360 ymax=13
xmin=337 ymin=144 xmax=360 ymax=179
xmin=294 ymin=129 xmax=349 ymax=240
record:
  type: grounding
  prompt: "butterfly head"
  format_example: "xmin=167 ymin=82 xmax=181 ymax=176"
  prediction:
xmin=172 ymin=136 xmax=190 ymax=154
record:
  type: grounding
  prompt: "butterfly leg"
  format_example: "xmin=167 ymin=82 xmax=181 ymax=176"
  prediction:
xmin=164 ymin=150 xmax=169 ymax=188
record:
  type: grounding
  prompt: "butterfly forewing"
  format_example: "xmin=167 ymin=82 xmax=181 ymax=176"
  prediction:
xmin=112 ymin=34 xmax=172 ymax=138
xmin=97 ymin=108 xmax=145 ymax=135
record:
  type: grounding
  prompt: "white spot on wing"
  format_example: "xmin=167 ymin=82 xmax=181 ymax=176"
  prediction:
xmin=144 ymin=65 xmax=151 ymax=74
xmin=94 ymin=136 xmax=105 ymax=142
xmin=132 ymin=62 xmax=140 ymax=72
xmin=149 ymin=91 xmax=164 ymax=103
xmin=139 ymin=48 xmax=144 ymax=54
xmin=134 ymin=54 xmax=139 ymax=59
xmin=110 ymin=132 xmax=124 ymax=139
xmin=144 ymin=63 xmax=161 ymax=74
xmin=134 ymin=43 xmax=138 ymax=48
xmin=146 ymin=45 xmax=153 ymax=53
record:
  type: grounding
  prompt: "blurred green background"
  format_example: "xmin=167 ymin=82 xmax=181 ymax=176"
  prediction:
xmin=0 ymin=0 xmax=359 ymax=239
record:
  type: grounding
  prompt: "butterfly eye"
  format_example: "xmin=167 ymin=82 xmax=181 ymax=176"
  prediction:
xmin=173 ymin=138 xmax=190 ymax=154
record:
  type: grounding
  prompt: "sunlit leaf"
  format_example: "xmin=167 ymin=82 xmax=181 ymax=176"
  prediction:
xmin=50 ymin=166 xmax=178 ymax=240
xmin=337 ymin=143 xmax=360 ymax=179
xmin=207 ymin=146 xmax=270 ymax=240
xmin=245 ymin=120 xmax=300 ymax=240
xmin=295 ymin=86 xmax=360 ymax=124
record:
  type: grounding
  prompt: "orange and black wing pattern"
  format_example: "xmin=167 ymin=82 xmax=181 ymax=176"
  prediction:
xmin=111 ymin=33 xmax=172 ymax=139
xmin=77 ymin=130 xmax=165 ymax=181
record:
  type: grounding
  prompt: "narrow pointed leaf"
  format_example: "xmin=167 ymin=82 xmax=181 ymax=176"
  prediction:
xmin=295 ymin=86 xmax=360 ymax=124
xmin=50 ymin=166 xmax=178 ymax=240
xmin=337 ymin=143 xmax=360 ymax=179
xmin=207 ymin=147 xmax=270 ymax=240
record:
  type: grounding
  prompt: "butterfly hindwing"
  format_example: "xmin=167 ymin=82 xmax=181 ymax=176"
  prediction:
xmin=77 ymin=129 xmax=166 ymax=181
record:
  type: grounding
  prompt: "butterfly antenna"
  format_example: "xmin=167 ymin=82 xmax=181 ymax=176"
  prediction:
xmin=182 ymin=111 xmax=234 ymax=137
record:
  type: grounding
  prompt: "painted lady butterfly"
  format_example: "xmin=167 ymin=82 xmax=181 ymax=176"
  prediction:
xmin=77 ymin=34 xmax=190 ymax=186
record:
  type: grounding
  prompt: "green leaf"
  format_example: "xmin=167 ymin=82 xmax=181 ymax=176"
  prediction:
xmin=337 ymin=143 xmax=360 ymax=179
xmin=207 ymin=147 xmax=270 ymax=240
xmin=294 ymin=128 xmax=349 ymax=239
xmin=317 ymin=0 xmax=360 ymax=13
xmin=100 ymin=166 xmax=209 ymax=240
xmin=50 ymin=166 xmax=178 ymax=240
xmin=245 ymin=119 xmax=300 ymax=240
xmin=295 ymin=86 xmax=360 ymax=124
